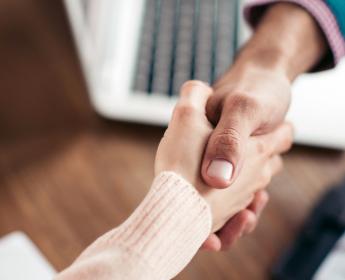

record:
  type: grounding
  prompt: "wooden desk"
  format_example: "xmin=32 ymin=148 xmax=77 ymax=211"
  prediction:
xmin=0 ymin=0 xmax=344 ymax=279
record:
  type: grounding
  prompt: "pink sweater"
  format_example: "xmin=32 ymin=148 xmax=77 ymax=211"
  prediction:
xmin=55 ymin=172 xmax=212 ymax=280
xmin=56 ymin=2 xmax=345 ymax=278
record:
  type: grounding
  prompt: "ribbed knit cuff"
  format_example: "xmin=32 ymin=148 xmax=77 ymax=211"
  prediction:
xmin=244 ymin=0 xmax=345 ymax=70
xmin=102 ymin=172 xmax=212 ymax=279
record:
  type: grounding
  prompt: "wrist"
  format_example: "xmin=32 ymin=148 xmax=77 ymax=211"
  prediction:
xmin=214 ymin=57 xmax=291 ymax=95
xmin=236 ymin=2 xmax=327 ymax=81
xmin=232 ymin=46 xmax=293 ymax=81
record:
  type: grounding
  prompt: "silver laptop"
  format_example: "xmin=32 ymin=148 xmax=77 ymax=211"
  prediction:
xmin=63 ymin=0 xmax=345 ymax=149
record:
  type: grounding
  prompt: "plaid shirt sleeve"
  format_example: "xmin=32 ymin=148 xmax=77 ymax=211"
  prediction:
xmin=244 ymin=0 xmax=345 ymax=70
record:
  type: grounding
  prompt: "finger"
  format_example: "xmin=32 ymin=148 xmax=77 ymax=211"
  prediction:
xmin=217 ymin=210 xmax=256 ymax=250
xmin=241 ymin=191 xmax=269 ymax=234
xmin=202 ymin=94 xmax=261 ymax=188
xmin=268 ymin=155 xmax=283 ymax=176
xmin=169 ymin=80 xmax=212 ymax=133
xmin=217 ymin=192 xmax=270 ymax=251
xmin=248 ymin=190 xmax=269 ymax=218
xmin=242 ymin=213 xmax=257 ymax=235
xmin=205 ymin=91 xmax=224 ymax=124
xmin=201 ymin=234 xmax=222 ymax=251
xmin=176 ymin=80 xmax=213 ymax=113
xmin=257 ymin=122 xmax=294 ymax=156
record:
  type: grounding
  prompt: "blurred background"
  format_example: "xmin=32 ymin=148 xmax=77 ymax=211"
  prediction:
xmin=0 ymin=0 xmax=345 ymax=279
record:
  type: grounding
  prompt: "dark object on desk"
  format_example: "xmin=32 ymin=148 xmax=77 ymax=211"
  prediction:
xmin=272 ymin=178 xmax=345 ymax=280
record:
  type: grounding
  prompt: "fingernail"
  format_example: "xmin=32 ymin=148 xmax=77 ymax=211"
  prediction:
xmin=207 ymin=160 xmax=233 ymax=181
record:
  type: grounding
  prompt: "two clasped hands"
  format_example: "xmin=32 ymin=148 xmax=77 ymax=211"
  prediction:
xmin=156 ymin=69 xmax=292 ymax=252
xmin=156 ymin=0 xmax=329 ymax=252
xmin=56 ymin=3 xmax=330 ymax=279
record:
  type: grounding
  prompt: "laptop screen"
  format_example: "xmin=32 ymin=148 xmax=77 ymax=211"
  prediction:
xmin=133 ymin=0 xmax=238 ymax=97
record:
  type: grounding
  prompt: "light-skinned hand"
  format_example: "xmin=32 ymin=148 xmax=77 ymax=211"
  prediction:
xmin=201 ymin=66 xmax=291 ymax=189
xmin=155 ymin=81 xmax=293 ymax=248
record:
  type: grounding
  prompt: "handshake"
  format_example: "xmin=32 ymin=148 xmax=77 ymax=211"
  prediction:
xmin=155 ymin=78 xmax=293 ymax=251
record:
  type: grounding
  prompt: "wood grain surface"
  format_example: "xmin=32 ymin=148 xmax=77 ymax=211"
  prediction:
xmin=0 ymin=1 xmax=344 ymax=279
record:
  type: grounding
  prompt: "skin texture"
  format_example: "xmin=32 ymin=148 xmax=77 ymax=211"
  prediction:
xmin=155 ymin=81 xmax=293 ymax=244
xmin=202 ymin=2 xmax=327 ymax=189
xmin=200 ymin=3 xmax=328 ymax=250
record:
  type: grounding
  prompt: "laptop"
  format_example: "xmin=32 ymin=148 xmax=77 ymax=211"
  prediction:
xmin=63 ymin=0 xmax=345 ymax=149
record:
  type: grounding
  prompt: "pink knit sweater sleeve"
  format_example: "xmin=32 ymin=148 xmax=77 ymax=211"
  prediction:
xmin=55 ymin=172 xmax=212 ymax=280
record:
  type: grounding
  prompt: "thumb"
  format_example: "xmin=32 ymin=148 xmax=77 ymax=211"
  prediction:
xmin=202 ymin=95 xmax=260 ymax=188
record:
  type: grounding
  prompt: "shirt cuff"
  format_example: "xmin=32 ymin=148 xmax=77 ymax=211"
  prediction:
xmin=244 ymin=0 xmax=345 ymax=71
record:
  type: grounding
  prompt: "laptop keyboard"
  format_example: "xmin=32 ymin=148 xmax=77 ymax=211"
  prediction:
xmin=133 ymin=0 xmax=238 ymax=96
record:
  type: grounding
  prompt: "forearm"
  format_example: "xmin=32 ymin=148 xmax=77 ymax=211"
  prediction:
xmin=232 ymin=3 xmax=327 ymax=81
xmin=55 ymin=172 xmax=212 ymax=280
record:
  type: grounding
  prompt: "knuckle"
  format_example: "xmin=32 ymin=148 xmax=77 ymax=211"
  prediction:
xmin=274 ymin=156 xmax=284 ymax=174
xmin=278 ymin=132 xmax=293 ymax=154
xmin=182 ymin=80 xmax=204 ymax=88
xmin=284 ymin=137 xmax=293 ymax=151
xmin=181 ymin=80 xmax=196 ymax=89
xmin=180 ymin=80 xmax=211 ymax=97
xmin=260 ymin=168 xmax=272 ymax=187
xmin=181 ymin=80 xmax=207 ymax=89
xmin=281 ymin=123 xmax=294 ymax=150
xmin=213 ymin=128 xmax=241 ymax=156
xmin=224 ymin=94 xmax=260 ymax=118
xmin=173 ymin=104 xmax=197 ymax=121
xmin=285 ymin=130 xmax=294 ymax=149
